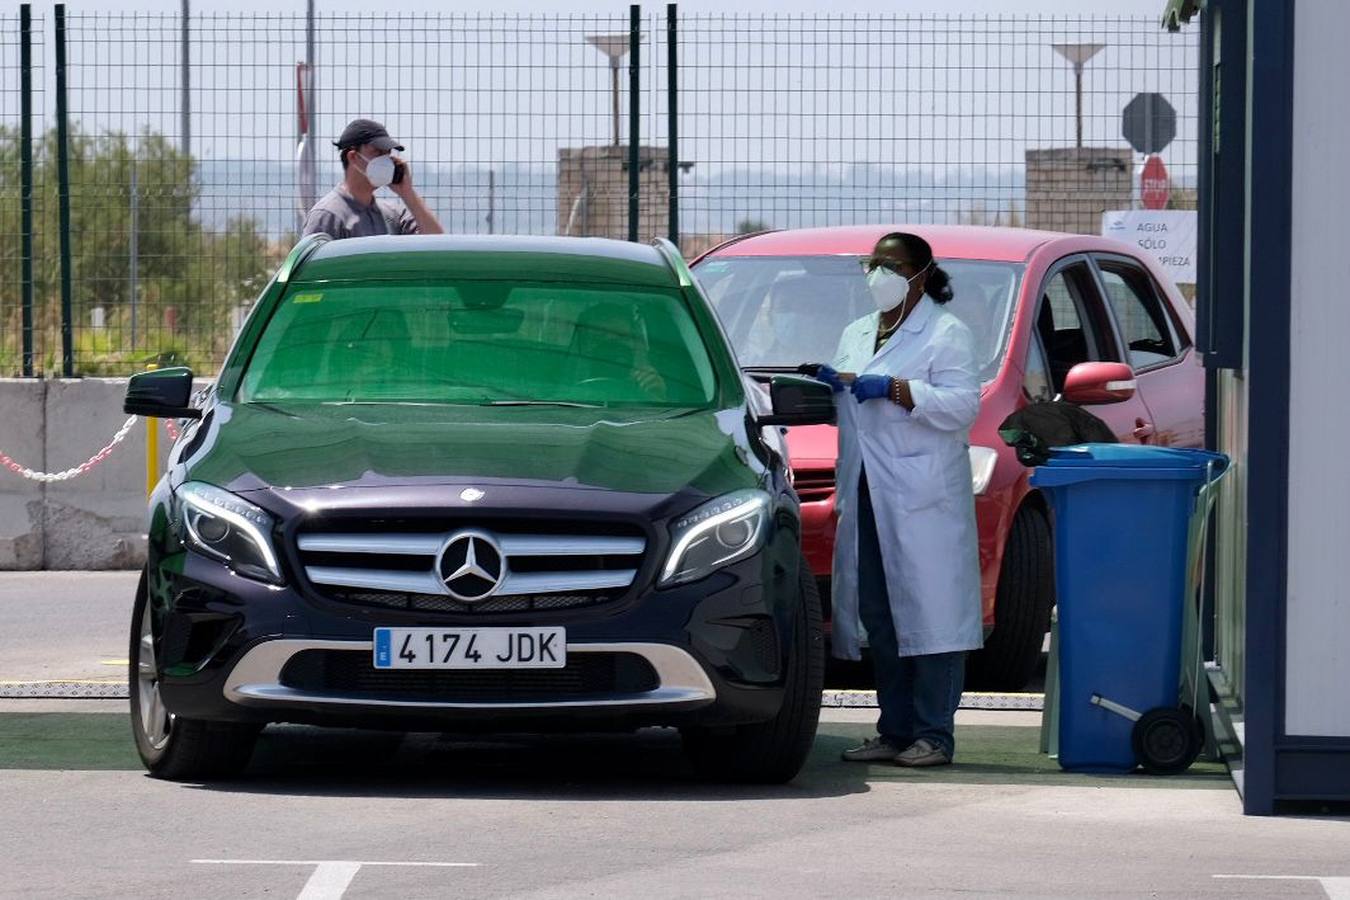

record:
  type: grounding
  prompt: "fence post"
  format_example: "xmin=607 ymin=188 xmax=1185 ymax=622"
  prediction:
xmin=181 ymin=0 xmax=190 ymax=159
xmin=54 ymin=3 xmax=73 ymax=378
xmin=628 ymin=4 xmax=641 ymax=243
xmin=666 ymin=3 xmax=678 ymax=248
xmin=144 ymin=365 xmax=158 ymax=498
xmin=19 ymin=4 xmax=34 ymax=376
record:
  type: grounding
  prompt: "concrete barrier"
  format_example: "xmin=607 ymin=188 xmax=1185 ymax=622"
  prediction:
xmin=0 ymin=378 xmax=177 ymax=570
xmin=0 ymin=379 xmax=48 ymax=569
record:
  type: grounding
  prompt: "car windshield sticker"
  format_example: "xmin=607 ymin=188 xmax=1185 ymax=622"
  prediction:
xmin=291 ymin=292 xmax=323 ymax=304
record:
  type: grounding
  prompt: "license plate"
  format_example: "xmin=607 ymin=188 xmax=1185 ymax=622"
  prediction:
xmin=373 ymin=627 xmax=566 ymax=670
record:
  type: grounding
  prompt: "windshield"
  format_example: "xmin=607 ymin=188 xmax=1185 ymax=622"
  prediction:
xmin=238 ymin=280 xmax=719 ymax=407
xmin=693 ymin=254 xmax=1022 ymax=381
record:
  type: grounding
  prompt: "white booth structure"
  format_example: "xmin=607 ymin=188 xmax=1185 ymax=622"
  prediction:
xmin=1165 ymin=0 xmax=1350 ymax=814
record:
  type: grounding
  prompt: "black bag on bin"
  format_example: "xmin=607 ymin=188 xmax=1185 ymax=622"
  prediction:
xmin=998 ymin=401 xmax=1117 ymax=467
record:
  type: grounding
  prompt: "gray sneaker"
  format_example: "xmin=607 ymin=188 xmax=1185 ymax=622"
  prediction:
xmin=841 ymin=736 xmax=901 ymax=762
xmin=894 ymin=738 xmax=952 ymax=767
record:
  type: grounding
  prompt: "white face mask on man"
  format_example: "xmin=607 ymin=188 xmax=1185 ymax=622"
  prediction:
xmin=867 ymin=261 xmax=931 ymax=313
xmin=356 ymin=152 xmax=396 ymax=189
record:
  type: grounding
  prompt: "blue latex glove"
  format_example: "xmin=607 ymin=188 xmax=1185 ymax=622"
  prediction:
xmin=851 ymin=374 xmax=893 ymax=403
xmin=814 ymin=364 xmax=846 ymax=394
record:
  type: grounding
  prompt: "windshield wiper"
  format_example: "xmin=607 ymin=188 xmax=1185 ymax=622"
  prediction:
xmin=484 ymin=400 xmax=603 ymax=409
xmin=242 ymin=400 xmax=301 ymax=417
xmin=321 ymin=400 xmax=481 ymax=408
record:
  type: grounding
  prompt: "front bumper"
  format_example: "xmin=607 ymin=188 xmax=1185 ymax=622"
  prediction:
xmin=152 ymin=541 xmax=800 ymax=731
xmin=225 ymin=638 xmax=716 ymax=711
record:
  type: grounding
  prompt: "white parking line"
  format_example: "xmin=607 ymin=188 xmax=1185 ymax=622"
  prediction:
xmin=1214 ymin=874 xmax=1350 ymax=899
xmin=191 ymin=859 xmax=479 ymax=900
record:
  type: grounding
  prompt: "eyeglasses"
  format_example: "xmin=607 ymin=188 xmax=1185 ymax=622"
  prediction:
xmin=860 ymin=258 xmax=914 ymax=275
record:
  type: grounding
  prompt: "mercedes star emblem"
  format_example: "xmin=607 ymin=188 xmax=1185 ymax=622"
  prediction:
xmin=436 ymin=531 xmax=505 ymax=602
xmin=460 ymin=487 xmax=486 ymax=503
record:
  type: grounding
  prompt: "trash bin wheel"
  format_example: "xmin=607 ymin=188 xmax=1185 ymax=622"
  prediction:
xmin=1131 ymin=706 xmax=1203 ymax=775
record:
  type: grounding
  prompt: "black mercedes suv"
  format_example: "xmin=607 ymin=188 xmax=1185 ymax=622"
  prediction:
xmin=125 ymin=234 xmax=834 ymax=783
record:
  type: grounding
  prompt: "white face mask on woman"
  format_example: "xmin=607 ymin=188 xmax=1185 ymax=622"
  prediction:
xmin=358 ymin=153 xmax=396 ymax=189
xmin=867 ymin=261 xmax=931 ymax=313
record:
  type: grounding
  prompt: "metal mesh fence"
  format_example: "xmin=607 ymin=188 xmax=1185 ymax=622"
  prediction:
xmin=0 ymin=8 xmax=1198 ymax=376
xmin=674 ymin=14 xmax=1199 ymax=257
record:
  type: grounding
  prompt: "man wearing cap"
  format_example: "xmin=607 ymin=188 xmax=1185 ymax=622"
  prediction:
xmin=301 ymin=118 xmax=444 ymax=240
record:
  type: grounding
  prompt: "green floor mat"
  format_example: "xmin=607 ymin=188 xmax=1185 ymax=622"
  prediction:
xmin=0 ymin=713 xmax=1230 ymax=789
xmin=813 ymin=721 xmax=1230 ymax=789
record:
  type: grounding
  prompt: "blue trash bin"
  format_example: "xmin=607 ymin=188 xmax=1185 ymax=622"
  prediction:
xmin=1030 ymin=444 xmax=1229 ymax=773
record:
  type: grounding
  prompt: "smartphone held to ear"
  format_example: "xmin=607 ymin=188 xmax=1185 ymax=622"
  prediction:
xmin=392 ymin=160 xmax=406 ymax=185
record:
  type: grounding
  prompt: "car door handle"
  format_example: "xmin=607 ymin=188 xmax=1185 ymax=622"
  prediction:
xmin=1133 ymin=419 xmax=1156 ymax=441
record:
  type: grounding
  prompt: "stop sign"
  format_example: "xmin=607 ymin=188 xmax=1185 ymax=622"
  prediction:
xmin=1141 ymin=155 xmax=1170 ymax=209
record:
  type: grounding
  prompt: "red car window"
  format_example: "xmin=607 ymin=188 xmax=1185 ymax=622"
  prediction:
xmin=1095 ymin=257 xmax=1184 ymax=369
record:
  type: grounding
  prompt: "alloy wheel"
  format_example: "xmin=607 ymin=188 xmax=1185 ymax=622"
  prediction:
xmin=136 ymin=600 xmax=172 ymax=751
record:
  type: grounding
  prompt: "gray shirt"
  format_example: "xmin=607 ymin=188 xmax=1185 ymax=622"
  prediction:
xmin=301 ymin=185 xmax=419 ymax=240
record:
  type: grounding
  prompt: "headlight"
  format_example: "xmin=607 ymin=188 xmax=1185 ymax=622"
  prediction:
xmin=970 ymin=446 xmax=1000 ymax=496
xmin=659 ymin=489 xmax=771 ymax=587
xmin=176 ymin=481 xmax=283 ymax=584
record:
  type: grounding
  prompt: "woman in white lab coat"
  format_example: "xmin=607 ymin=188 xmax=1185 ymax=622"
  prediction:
xmin=815 ymin=232 xmax=983 ymax=767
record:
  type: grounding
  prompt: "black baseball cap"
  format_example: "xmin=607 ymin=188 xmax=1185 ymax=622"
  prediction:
xmin=333 ymin=118 xmax=405 ymax=152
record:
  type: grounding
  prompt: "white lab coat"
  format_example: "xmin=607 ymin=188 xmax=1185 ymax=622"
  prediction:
xmin=829 ymin=296 xmax=984 ymax=660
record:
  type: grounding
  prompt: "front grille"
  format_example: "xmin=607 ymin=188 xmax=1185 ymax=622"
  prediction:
xmin=794 ymin=468 xmax=836 ymax=502
xmin=294 ymin=519 xmax=646 ymax=613
xmin=328 ymin=591 xmax=612 ymax=614
xmin=279 ymin=650 xmax=660 ymax=702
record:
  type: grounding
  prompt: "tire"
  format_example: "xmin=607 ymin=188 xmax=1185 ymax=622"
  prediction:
xmin=129 ymin=571 xmax=259 ymax=780
xmin=681 ymin=552 xmax=825 ymax=784
xmin=1132 ymin=706 xmax=1204 ymax=775
xmin=967 ymin=505 xmax=1054 ymax=692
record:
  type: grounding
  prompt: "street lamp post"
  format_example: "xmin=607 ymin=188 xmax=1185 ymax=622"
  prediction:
xmin=1052 ymin=43 xmax=1106 ymax=148
xmin=585 ymin=34 xmax=631 ymax=147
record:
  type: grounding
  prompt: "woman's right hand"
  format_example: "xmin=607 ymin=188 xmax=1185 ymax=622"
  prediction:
xmin=815 ymin=364 xmax=847 ymax=393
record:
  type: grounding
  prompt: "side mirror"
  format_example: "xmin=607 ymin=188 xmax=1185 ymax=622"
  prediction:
xmin=758 ymin=374 xmax=836 ymax=427
xmin=124 ymin=367 xmax=203 ymax=419
xmin=1061 ymin=362 xmax=1137 ymax=405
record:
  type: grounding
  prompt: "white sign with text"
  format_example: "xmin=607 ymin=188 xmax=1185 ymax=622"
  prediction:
xmin=1101 ymin=209 xmax=1197 ymax=285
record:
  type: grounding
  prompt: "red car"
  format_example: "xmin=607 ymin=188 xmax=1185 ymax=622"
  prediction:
xmin=692 ymin=225 xmax=1204 ymax=689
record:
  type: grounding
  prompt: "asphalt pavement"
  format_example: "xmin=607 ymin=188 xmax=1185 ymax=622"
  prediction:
xmin=0 ymin=572 xmax=135 ymax=684
xmin=2 ymin=573 xmax=1348 ymax=899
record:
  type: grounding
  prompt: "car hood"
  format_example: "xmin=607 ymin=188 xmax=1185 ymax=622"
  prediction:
xmin=181 ymin=401 xmax=757 ymax=498
xmin=784 ymin=424 xmax=838 ymax=469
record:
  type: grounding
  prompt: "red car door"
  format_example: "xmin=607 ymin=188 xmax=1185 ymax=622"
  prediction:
xmin=1089 ymin=253 xmax=1205 ymax=448
xmin=1031 ymin=256 xmax=1157 ymax=443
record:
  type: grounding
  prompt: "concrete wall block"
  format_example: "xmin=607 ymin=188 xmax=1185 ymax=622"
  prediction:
xmin=1025 ymin=145 xmax=1132 ymax=236
xmin=43 ymin=378 xmax=162 ymax=570
xmin=558 ymin=144 xmax=674 ymax=241
xmin=43 ymin=497 xmax=148 ymax=570
xmin=0 ymin=379 xmax=48 ymax=569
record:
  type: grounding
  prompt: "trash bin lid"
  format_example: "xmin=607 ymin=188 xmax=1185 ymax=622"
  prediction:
xmin=1029 ymin=444 xmax=1229 ymax=488
xmin=1040 ymin=444 xmax=1228 ymax=471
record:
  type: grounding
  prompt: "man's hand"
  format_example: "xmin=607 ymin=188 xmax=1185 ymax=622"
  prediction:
xmin=387 ymin=157 xmax=445 ymax=235
xmin=387 ymin=156 xmax=414 ymax=200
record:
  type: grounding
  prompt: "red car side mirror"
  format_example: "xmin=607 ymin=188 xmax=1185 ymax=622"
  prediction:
xmin=1061 ymin=362 xmax=1137 ymax=405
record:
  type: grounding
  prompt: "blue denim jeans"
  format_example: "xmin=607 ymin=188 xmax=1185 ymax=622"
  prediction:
xmin=857 ymin=466 xmax=966 ymax=758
